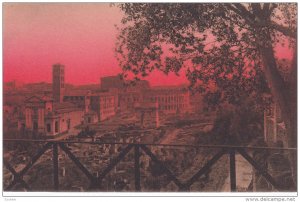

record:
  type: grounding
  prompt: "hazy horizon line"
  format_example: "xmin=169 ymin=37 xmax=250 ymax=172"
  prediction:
xmin=4 ymin=79 xmax=190 ymax=87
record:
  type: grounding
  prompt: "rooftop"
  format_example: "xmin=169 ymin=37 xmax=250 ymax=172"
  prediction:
xmin=90 ymin=91 xmax=116 ymax=97
xmin=24 ymin=95 xmax=53 ymax=103
xmin=53 ymin=102 xmax=83 ymax=113
xmin=64 ymin=89 xmax=91 ymax=96
xmin=4 ymin=95 xmax=26 ymax=106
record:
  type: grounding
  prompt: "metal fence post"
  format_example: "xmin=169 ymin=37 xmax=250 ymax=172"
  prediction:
xmin=53 ymin=143 xmax=59 ymax=190
xmin=229 ymin=148 xmax=236 ymax=192
xmin=134 ymin=145 xmax=141 ymax=191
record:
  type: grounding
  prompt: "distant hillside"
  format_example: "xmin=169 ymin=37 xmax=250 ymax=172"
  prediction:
xmin=22 ymin=82 xmax=76 ymax=91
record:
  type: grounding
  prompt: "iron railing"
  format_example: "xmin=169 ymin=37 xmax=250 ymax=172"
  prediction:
xmin=3 ymin=139 xmax=297 ymax=192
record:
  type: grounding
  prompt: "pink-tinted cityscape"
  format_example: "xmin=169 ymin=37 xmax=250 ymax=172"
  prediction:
xmin=3 ymin=3 xmax=297 ymax=195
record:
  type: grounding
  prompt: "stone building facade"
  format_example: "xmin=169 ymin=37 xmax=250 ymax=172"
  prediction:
xmin=264 ymin=103 xmax=287 ymax=147
xmin=90 ymin=92 xmax=116 ymax=121
xmin=253 ymin=102 xmax=295 ymax=191
xmin=142 ymin=87 xmax=191 ymax=114
xmin=21 ymin=95 xmax=84 ymax=136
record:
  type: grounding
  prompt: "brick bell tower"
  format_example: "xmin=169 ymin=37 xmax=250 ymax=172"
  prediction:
xmin=52 ymin=63 xmax=65 ymax=103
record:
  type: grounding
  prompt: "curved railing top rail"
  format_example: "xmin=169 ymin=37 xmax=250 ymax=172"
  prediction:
xmin=3 ymin=138 xmax=297 ymax=151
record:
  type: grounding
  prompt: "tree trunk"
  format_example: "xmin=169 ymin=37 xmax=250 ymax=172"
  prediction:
xmin=287 ymin=48 xmax=297 ymax=188
xmin=259 ymin=42 xmax=297 ymax=189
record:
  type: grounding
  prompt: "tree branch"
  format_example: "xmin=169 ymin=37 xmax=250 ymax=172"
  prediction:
xmin=262 ymin=3 xmax=270 ymax=13
xmin=251 ymin=3 xmax=262 ymax=17
xmin=269 ymin=3 xmax=278 ymax=13
xmin=271 ymin=21 xmax=297 ymax=39
xmin=226 ymin=4 xmax=254 ymax=26
xmin=234 ymin=3 xmax=254 ymax=19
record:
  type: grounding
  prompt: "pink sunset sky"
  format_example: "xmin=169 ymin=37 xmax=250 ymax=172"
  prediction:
xmin=3 ymin=3 xmax=188 ymax=86
xmin=3 ymin=3 xmax=293 ymax=86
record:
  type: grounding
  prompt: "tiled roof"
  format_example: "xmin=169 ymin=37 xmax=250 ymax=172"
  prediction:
xmin=4 ymin=95 xmax=26 ymax=106
xmin=90 ymin=91 xmax=116 ymax=97
xmin=64 ymin=90 xmax=91 ymax=96
xmin=25 ymin=95 xmax=53 ymax=103
xmin=53 ymin=102 xmax=83 ymax=113
xmin=40 ymin=95 xmax=53 ymax=101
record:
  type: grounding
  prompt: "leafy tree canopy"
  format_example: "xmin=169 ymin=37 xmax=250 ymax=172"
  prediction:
xmin=115 ymin=3 xmax=297 ymax=186
xmin=115 ymin=3 xmax=296 ymax=111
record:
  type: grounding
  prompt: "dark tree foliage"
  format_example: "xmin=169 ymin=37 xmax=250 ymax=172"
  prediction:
xmin=115 ymin=3 xmax=297 ymax=183
xmin=115 ymin=3 xmax=296 ymax=135
xmin=116 ymin=3 xmax=295 ymax=110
